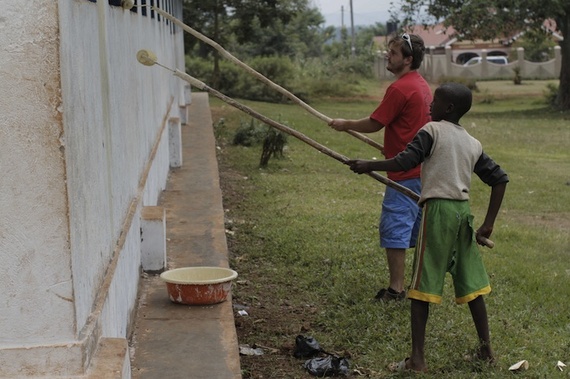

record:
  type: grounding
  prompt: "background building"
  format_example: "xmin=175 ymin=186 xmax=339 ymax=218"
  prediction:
xmin=373 ymin=22 xmax=562 ymax=81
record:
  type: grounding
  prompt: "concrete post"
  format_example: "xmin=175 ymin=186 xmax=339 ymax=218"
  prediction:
xmin=426 ymin=46 xmax=434 ymax=81
xmin=378 ymin=50 xmax=389 ymax=79
xmin=554 ymin=46 xmax=561 ymax=76
xmin=87 ymin=338 xmax=131 ymax=379
xmin=140 ymin=206 xmax=167 ymax=273
xmin=517 ymin=47 xmax=525 ymax=76
xmin=178 ymin=84 xmax=187 ymax=125
xmin=481 ymin=49 xmax=489 ymax=78
xmin=445 ymin=46 xmax=452 ymax=78
xmin=169 ymin=117 xmax=182 ymax=168
xmin=374 ymin=50 xmax=382 ymax=79
xmin=179 ymin=84 xmax=192 ymax=126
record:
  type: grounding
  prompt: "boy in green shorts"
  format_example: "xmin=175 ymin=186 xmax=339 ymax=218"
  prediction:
xmin=347 ymin=82 xmax=509 ymax=372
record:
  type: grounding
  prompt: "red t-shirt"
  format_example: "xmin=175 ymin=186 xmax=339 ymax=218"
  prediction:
xmin=370 ymin=71 xmax=432 ymax=181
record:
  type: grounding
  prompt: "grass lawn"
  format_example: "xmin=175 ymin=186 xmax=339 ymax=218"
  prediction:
xmin=210 ymin=79 xmax=570 ymax=378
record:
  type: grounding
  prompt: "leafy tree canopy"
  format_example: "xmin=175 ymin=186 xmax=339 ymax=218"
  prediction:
xmin=397 ymin=0 xmax=565 ymax=41
xmin=183 ymin=0 xmax=325 ymax=59
xmin=394 ymin=0 xmax=570 ymax=109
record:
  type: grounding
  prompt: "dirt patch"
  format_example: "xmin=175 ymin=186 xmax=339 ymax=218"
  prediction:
xmin=505 ymin=211 xmax=570 ymax=232
xmin=218 ymin=152 xmax=328 ymax=378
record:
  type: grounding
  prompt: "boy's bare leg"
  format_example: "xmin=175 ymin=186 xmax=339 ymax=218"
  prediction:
xmin=468 ymin=295 xmax=495 ymax=362
xmin=409 ymin=299 xmax=429 ymax=372
xmin=386 ymin=248 xmax=406 ymax=292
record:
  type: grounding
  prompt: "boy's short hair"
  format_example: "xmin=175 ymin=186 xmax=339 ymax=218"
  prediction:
xmin=439 ymin=83 xmax=473 ymax=117
xmin=388 ymin=33 xmax=426 ymax=70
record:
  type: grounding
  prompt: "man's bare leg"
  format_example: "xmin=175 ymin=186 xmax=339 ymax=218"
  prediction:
xmin=386 ymin=248 xmax=406 ymax=293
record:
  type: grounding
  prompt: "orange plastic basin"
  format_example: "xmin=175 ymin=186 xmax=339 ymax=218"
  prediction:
xmin=160 ymin=267 xmax=238 ymax=305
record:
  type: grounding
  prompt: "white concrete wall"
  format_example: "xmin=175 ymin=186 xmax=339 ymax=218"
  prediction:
xmin=0 ymin=0 xmax=185 ymax=376
xmin=0 ymin=0 xmax=74 ymax=346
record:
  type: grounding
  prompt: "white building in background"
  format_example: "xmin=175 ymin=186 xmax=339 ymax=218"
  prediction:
xmin=0 ymin=0 xmax=187 ymax=377
xmin=373 ymin=21 xmax=563 ymax=81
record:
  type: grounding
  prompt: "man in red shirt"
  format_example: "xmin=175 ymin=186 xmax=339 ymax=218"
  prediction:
xmin=329 ymin=33 xmax=432 ymax=301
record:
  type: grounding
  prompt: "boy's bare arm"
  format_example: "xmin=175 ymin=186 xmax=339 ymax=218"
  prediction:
xmin=347 ymin=131 xmax=428 ymax=174
xmin=476 ymin=182 xmax=507 ymax=241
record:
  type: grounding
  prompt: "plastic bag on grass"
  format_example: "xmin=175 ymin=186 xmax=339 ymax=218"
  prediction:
xmin=293 ymin=335 xmax=322 ymax=358
xmin=303 ymin=355 xmax=350 ymax=377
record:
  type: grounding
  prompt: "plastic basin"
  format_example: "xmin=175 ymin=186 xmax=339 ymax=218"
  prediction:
xmin=160 ymin=266 xmax=238 ymax=305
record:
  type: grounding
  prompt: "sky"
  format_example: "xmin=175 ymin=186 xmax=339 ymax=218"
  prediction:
xmin=312 ymin=0 xmax=393 ymax=27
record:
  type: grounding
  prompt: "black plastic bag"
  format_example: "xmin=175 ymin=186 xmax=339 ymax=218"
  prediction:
xmin=293 ymin=335 xmax=322 ymax=358
xmin=303 ymin=355 xmax=350 ymax=377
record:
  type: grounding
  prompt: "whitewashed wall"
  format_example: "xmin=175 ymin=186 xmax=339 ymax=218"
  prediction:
xmin=0 ymin=0 xmax=185 ymax=376
xmin=0 ymin=0 xmax=73 ymax=347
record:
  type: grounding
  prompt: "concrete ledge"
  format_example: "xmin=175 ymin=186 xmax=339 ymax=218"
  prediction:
xmin=168 ymin=117 xmax=182 ymax=168
xmin=130 ymin=93 xmax=241 ymax=379
xmin=140 ymin=206 xmax=167 ymax=273
xmin=0 ymin=342 xmax=85 ymax=378
xmin=87 ymin=338 xmax=130 ymax=379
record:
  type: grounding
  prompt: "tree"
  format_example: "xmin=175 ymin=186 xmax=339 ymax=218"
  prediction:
xmin=395 ymin=0 xmax=570 ymax=110
xmin=183 ymin=0 xmax=326 ymax=85
xmin=229 ymin=2 xmax=325 ymax=58
xmin=512 ymin=29 xmax=558 ymax=62
xmin=183 ymin=0 xmax=232 ymax=88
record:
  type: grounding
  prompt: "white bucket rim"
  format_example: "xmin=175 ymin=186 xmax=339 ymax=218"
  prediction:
xmin=160 ymin=266 xmax=238 ymax=285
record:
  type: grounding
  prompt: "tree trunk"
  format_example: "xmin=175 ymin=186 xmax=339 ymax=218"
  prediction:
xmin=212 ymin=0 xmax=221 ymax=89
xmin=557 ymin=12 xmax=570 ymax=110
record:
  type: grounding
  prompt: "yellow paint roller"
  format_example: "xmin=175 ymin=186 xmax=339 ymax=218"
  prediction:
xmin=136 ymin=49 xmax=157 ymax=66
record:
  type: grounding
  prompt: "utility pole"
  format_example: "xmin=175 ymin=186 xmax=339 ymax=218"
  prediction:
xmin=341 ymin=5 xmax=344 ymax=28
xmin=349 ymin=0 xmax=355 ymax=58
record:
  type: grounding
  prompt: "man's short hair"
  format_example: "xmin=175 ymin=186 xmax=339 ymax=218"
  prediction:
xmin=388 ymin=33 xmax=426 ymax=70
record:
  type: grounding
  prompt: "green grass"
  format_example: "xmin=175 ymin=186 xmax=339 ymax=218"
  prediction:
xmin=212 ymin=79 xmax=570 ymax=378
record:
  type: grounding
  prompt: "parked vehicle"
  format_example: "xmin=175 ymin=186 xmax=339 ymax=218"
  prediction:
xmin=463 ymin=56 xmax=508 ymax=66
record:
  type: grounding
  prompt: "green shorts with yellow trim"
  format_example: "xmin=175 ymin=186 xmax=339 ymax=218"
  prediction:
xmin=408 ymin=199 xmax=491 ymax=304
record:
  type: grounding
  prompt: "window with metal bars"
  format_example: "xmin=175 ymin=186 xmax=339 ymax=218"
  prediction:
xmin=86 ymin=0 xmax=179 ymax=33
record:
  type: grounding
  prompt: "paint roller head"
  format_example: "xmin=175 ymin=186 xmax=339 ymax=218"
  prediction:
xmin=122 ymin=0 xmax=135 ymax=9
xmin=136 ymin=49 xmax=158 ymax=66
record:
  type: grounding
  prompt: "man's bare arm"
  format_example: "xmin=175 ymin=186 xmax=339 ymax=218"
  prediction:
xmin=329 ymin=117 xmax=384 ymax=133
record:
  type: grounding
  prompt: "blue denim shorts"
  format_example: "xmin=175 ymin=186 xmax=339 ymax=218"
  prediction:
xmin=379 ymin=178 xmax=422 ymax=249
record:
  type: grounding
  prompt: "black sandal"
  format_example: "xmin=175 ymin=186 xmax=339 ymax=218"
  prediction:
xmin=374 ymin=287 xmax=406 ymax=301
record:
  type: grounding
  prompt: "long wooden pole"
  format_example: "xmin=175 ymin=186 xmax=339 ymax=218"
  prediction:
xmin=180 ymin=72 xmax=494 ymax=248
xmin=151 ymin=6 xmax=384 ymax=153
xmin=135 ymin=51 xmax=494 ymax=249
xmin=171 ymin=70 xmax=420 ymax=201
